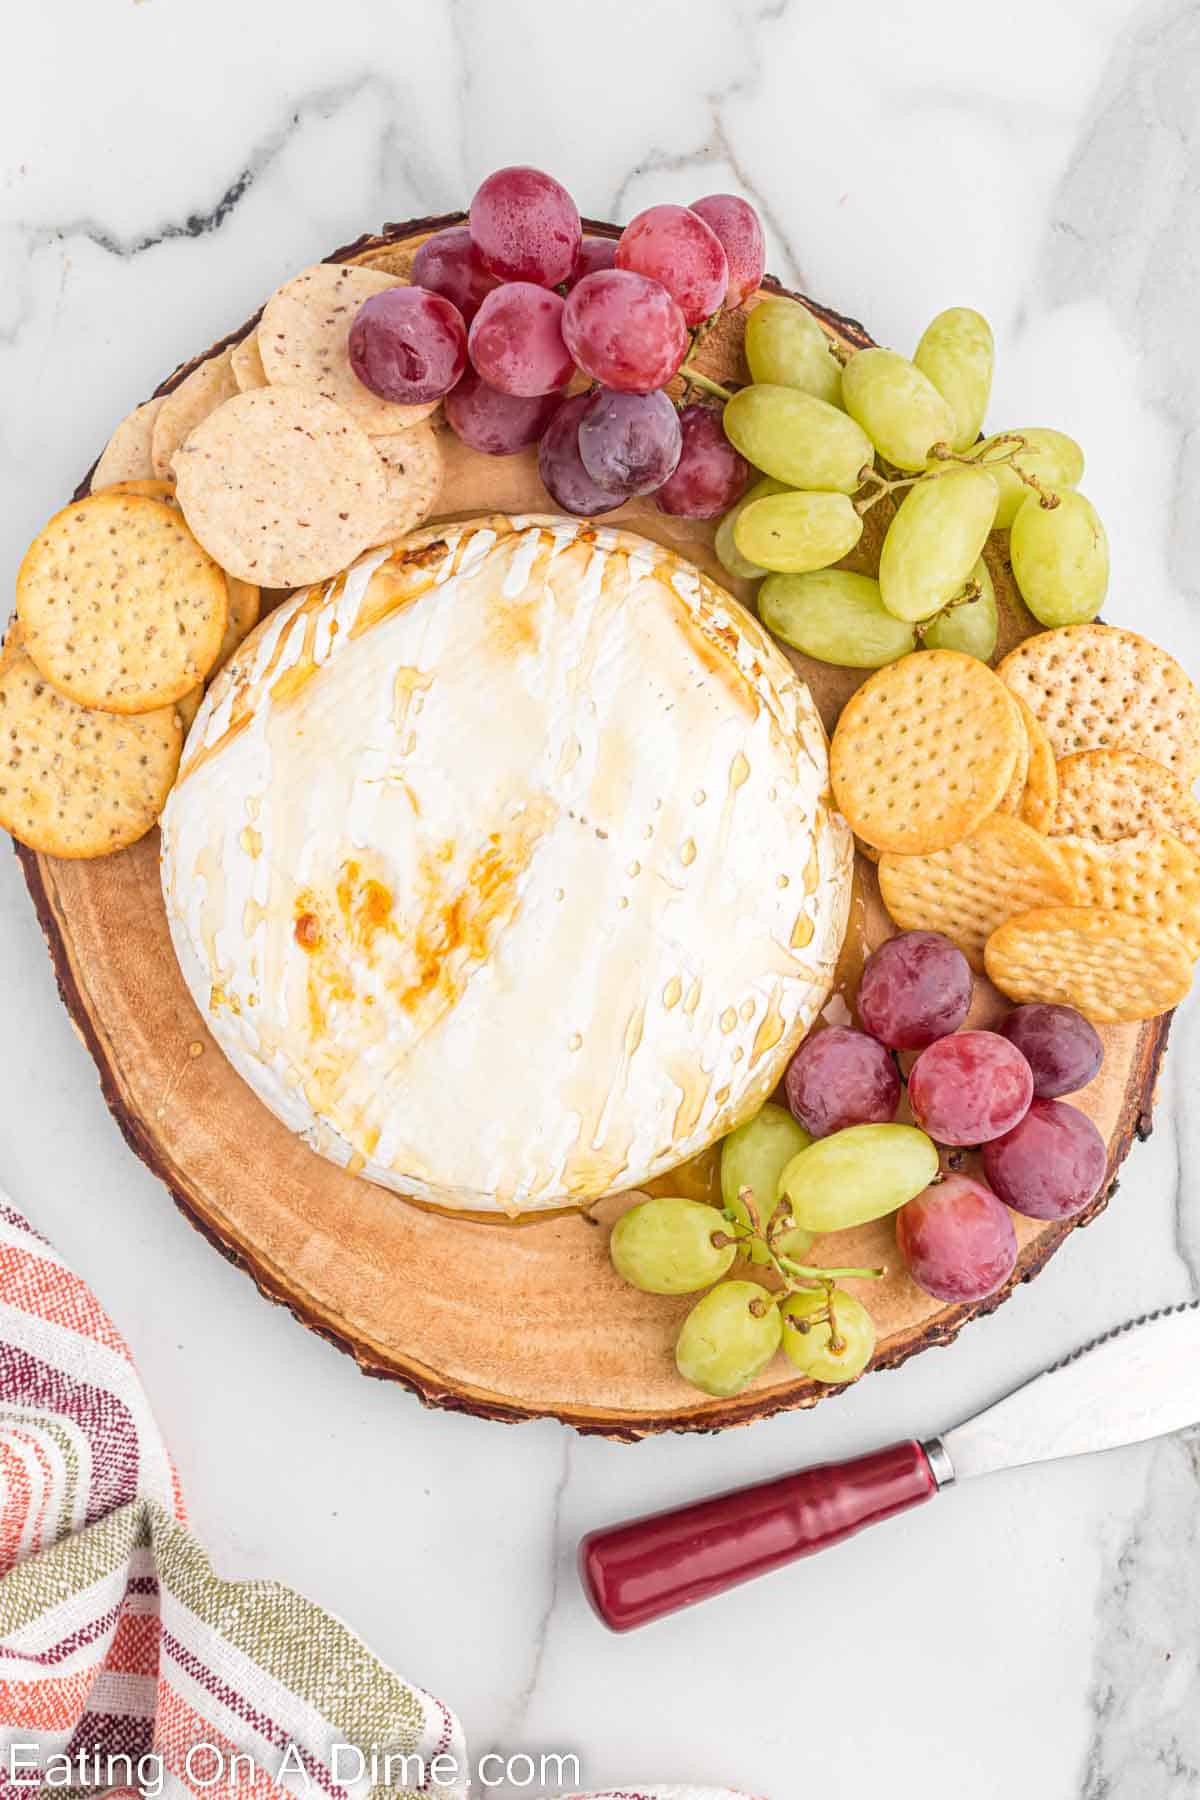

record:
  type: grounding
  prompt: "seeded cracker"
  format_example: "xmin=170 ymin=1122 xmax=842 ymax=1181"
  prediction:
xmin=172 ymin=388 xmax=387 ymax=587
xmin=985 ymin=905 xmax=1193 ymax=1023
xmin=91 ymin=397 xmax=164 ymax=489
xmin=231 ymin=330 xmax=269 ymax=392
xmin=151 ymin=347 xmax=240 ymax=479
xmin=998 ymin=624 xmax=1200 ymax=783
xmin=830 ymin=649 xmax=1022 ymax=855
xmin=368 ymin=422 xmax=444 ymax=548
xmin=0 ymin=642 xmax=181 ymax=857
xmin=258 ymin=263 xmax=440 ymax=435
xmin=1052 ymin=748 xmax=1200 ymax=852
xmin=879 ymin=813 xmax=1074 ymax=969
xmin=16 ymin=493 xmax=228 ymax=714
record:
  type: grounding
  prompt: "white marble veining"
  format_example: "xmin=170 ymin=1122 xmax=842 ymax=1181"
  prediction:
xmin=2 ymin=2 xmax=1200 ymax=1795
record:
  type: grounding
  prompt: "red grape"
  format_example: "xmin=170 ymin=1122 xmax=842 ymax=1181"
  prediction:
xmin=467 ymin=283 xmax=573 ymax=397
xmin=908 ymin=1030 xmax=1033 ymax=1146
xmin=444 ymin=367 xmax=562 ymax=456
xmin=982 ymin=1098 xmax=1107 ymax=1220
xmin=857 ymin=931 xmax=973 ymax=1050
xmin=562 ymin=269 xmax=688 ymax=393
xmin=468 ymin=165 xmax=581 ymax=287
xmin=348 ymin=287 xmax=467 ymax=404
xmin=784 ymin=1026 xmax=900 ymax=1137
xmin=410 ymin=226 xmax=500 ymax=324
xmin=538 ymin=393 xmax=628 ymax=516
xmin=896 ymin=1174 xmax=1018 ymax=1302
xmin=655 ymin=403 xmax=750 ymax=519
xmin=998 ymin=1004 xmax=1104 ymax=1098
xmin=577 ymin=389 xmax=682 ymax=496
xmin=690 ymin=194 xmax=766 ymax=309
xmin=616 ymin=203 xmax=729 ymax=327
xmin=566 ymin=236 xmax=618 ymax=291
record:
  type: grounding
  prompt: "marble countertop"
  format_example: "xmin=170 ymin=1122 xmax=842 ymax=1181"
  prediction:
xmin=3 ymin=1 xmax=1200 ymax=1794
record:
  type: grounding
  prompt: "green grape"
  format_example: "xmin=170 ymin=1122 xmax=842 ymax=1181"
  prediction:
xmin=778 ymin=1123 xmax=939 ymax=1233
xmin=913 ymin=307 xmax=994 ymax=452
xmin=720 ymin=1102 xmax=815 ymax=1266
xmin=745 ymin=298 xmax=843 ymax=407
xmin=974 ymin=428 xmax=1084 ymax=529
xmin=1010 ymin=490 xmax=1109 ymax=626
xmin=920 ymin=558 xmax=998 ymax=661
xmin=878 ymin=466 xmax=998 ymax=622
xmin=780 ymin=1287 xmax=876 ymax=1383
xmin=722 ymin=385 xmax=873 ymax=494
xmin=841 ymin=347 xmax=957 ymax=471
xmin=760 ymin=569 xmax=916 ymax=668
xmin=714 ymin=477 xmax=789 ymax=582
xmin=733 ymin=491 xmax=863 ymax=575
xmin=675 ymin=1279 xmax=782 ymax=1398
xmin=610 ymin=1197 xmax=736 ymax=1295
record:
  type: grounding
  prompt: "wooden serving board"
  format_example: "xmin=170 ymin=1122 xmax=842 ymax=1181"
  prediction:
xmin=16 ymin=216 xmax=1170 ymax=1438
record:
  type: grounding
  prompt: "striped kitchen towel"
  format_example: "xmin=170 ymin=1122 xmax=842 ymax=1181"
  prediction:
xmin=0 ymin=1197 xmax=754 ymax=1799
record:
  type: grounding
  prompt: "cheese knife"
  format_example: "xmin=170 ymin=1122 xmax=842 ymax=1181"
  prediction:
xmin=579 ymin=1299 xmax=1200 ymax=1631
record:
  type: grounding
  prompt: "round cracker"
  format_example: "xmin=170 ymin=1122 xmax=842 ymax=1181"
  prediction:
xmin=213 ymin=576 xmax=261 ymax=673
xmin=231 ymin=330 xmax=269 ymax=392
xmin=151 ymin=347 xmax=240 ymax=480
xmin=830 ymin=649 xmax=1022 ymax=855
xmin=879 ymin=812 xmax=1074 ymax=970
xmin=368 ymin=422 xmax=444 ymax=548
xmin=17 ymin=493 xmax=229 ymax=714
xmin=984 ymin=905 xmax=1193 ymax=1023
xmin=95 ymin=478 xmax=176 ymax=503
xmin=1051 ymin=748 xmax=1200 ymax=852
xmin=998 ymin=624 xmax=1200 ymax=782
xmin=1013 ymin=692 xmax=1058 ymax=834
xmin=258 ymin=263 xmax=439 ymax=435
xmin=0 ymin=643 xmax=182 ymax=858
xmin=1054 ymin=831 xmax=1200 ymax=958
xmin=91 ymin=397 xmax=164 ymax=490
xmin=175 ymin=686 xmax=204 ymax=735
xmin=997 ymin=690 xmax=1031 ymax=816
xmin=172 ymin=388 xmax=387 ymax=587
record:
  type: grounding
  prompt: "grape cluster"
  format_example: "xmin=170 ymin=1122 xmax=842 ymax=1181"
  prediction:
xmin=350 ymin=166 xmax=768 ymax=519
xmin=608 ymin=931 xmax=1107 ymax=1400
xmin=714 ymin=304 xmax=1108 ymax=662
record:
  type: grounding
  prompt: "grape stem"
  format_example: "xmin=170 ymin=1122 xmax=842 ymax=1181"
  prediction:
xmin=776 ymin=1255 xmax=886 ymax=1284
xmin=678 ymin=364 xmax=735 ymax=403
xmin=726 ymin=1188 xmax=884 ymax=1296
xmin=929 ymin=435 xmax=1063 ymax=509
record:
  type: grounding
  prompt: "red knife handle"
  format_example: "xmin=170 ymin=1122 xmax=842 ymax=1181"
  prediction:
xmin=579 ymin=1439 xmax=939 ymax=1631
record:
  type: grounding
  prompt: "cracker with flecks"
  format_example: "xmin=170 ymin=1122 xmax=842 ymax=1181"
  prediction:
xmin=998 ymin=623 xmax=1200 ymax=783
xmin=16 ymin=492 xmax=228 ymax=714
xmin=172 ymin=388 xmax=387 ymax=587
xmin=1052 ymin=748 xmax=1200 ymax=853
xmin=368 ymin=421 xmax=444 ymax=548
xmin=91 ymin=396 xmax=164 ymax=489
xmin=258 ymin=263 xmax=439 ymax=435
xmin=151 ymin=347 xmax=239 ymax=479
xmin=0 ymin=643 xmax=182 ymax=857
xmin=231 ymin=329 xmax=269 ymax=392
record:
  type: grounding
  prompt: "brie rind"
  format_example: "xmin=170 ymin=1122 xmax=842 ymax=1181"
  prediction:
xmin=161 ymin=516 xmax=852 ymax=1214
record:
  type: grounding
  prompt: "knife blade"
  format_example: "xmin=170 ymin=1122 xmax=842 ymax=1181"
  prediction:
xmin=579 ymin=1300 xmax=1200 ymax=1632
xmin=938 ymin=1298 xmax=1200 ymax=1483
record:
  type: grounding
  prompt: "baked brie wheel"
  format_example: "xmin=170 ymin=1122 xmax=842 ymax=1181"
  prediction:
xmin=161 ymin=515 xmax=852 ymax=1215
